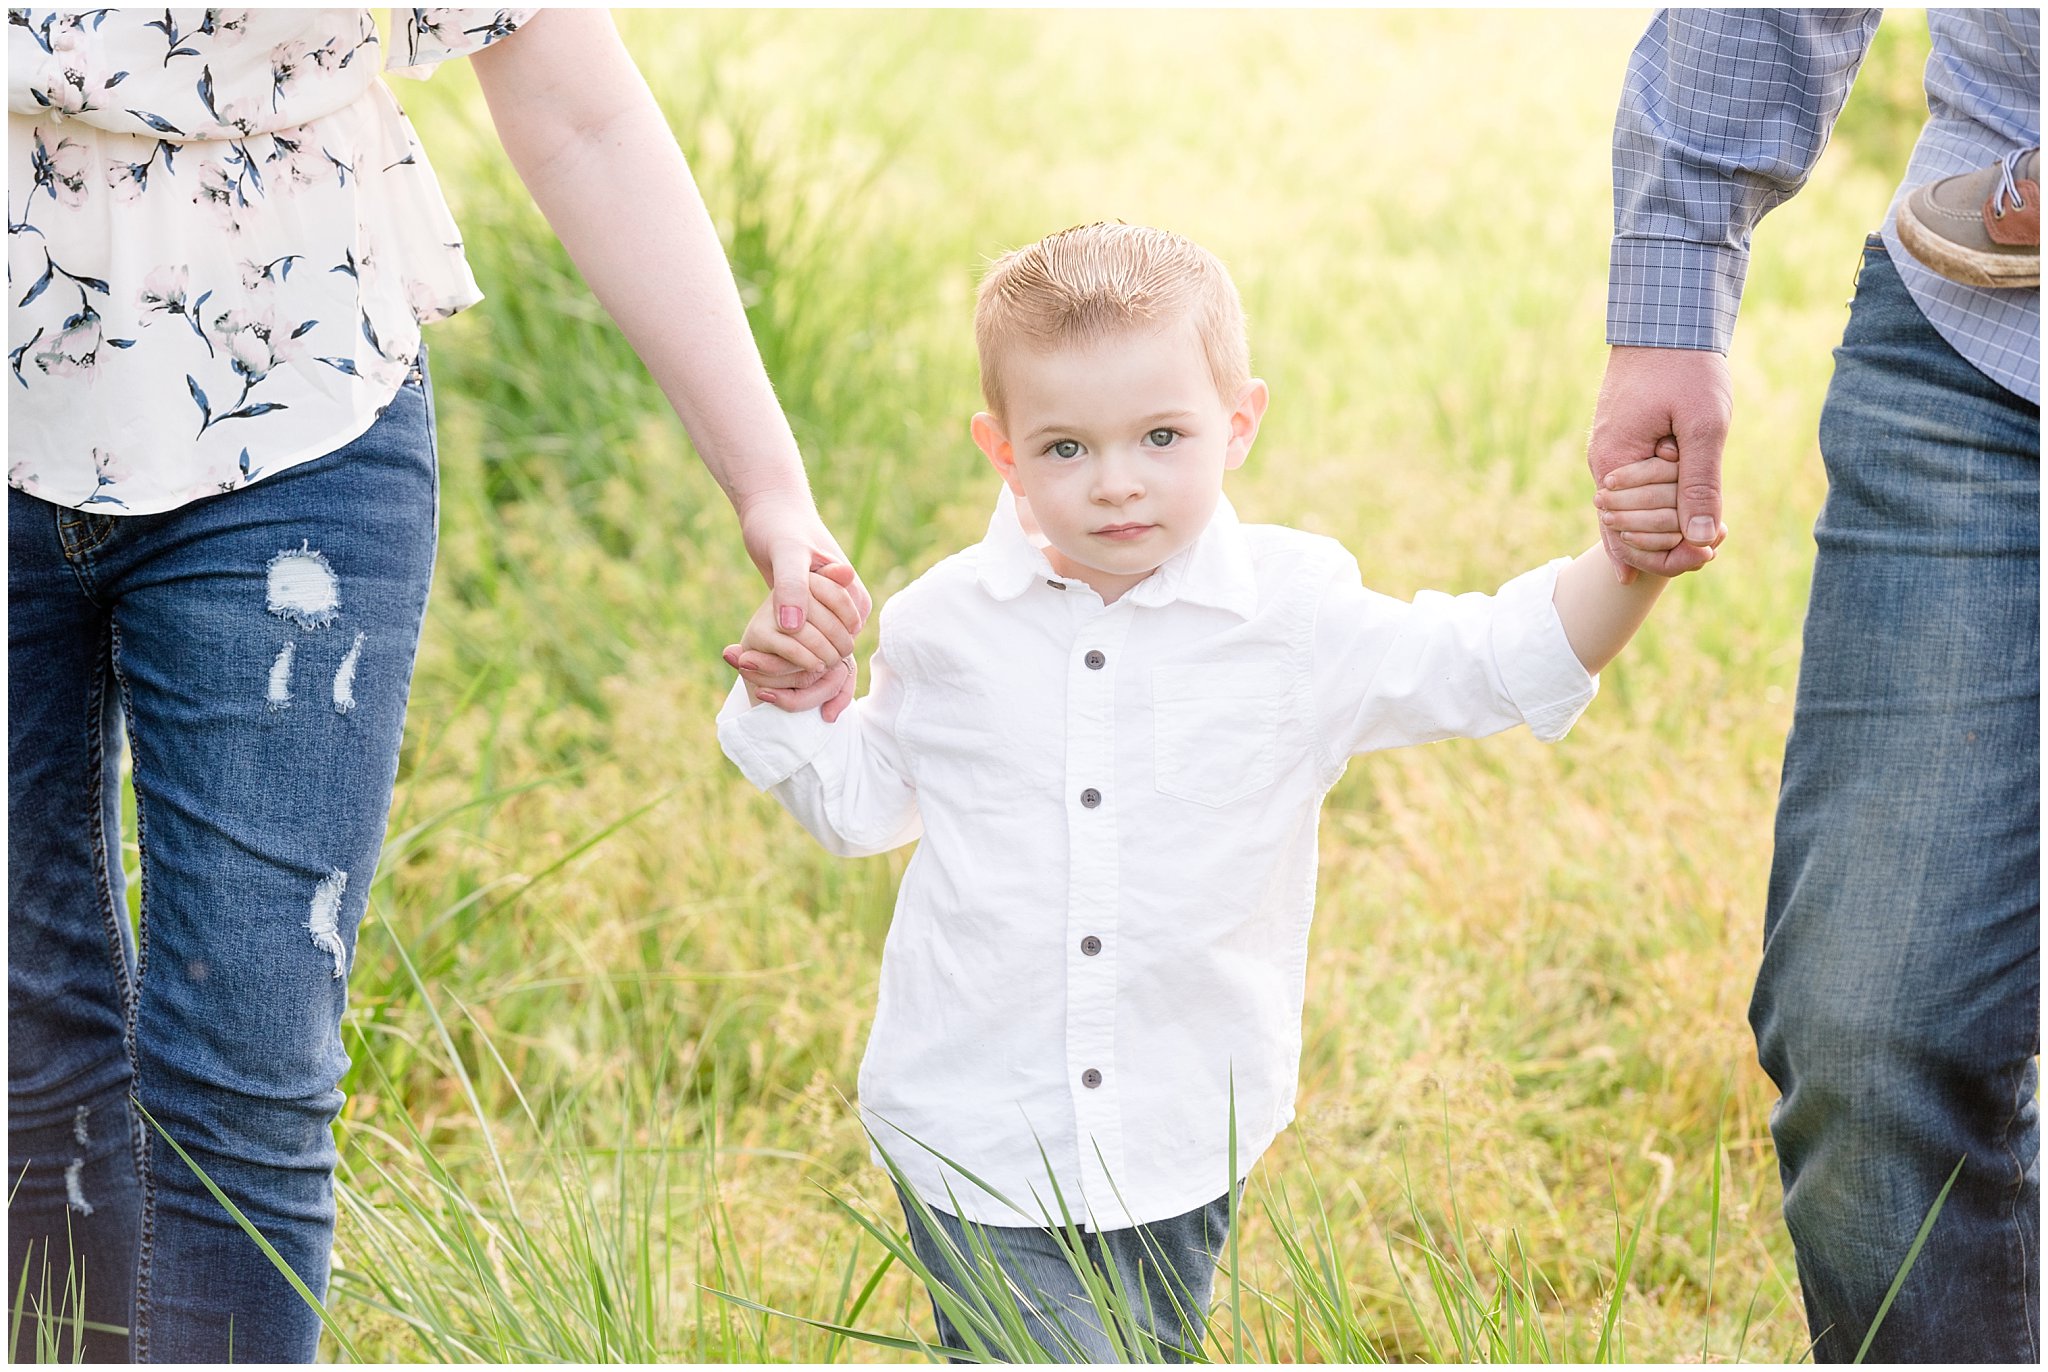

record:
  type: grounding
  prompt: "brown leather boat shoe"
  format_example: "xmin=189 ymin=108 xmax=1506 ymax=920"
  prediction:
xmin=1897 ymin=147 xmax=2039 ymax=289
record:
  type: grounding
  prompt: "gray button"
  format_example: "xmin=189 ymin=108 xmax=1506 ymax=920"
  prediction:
xmin=1081 ymin=935 xmax=1102 ymax=956
xmin=1047 ymin=578 xmax=1067 ymax=590
xmin=1080 ymin=788 xmax=1101 ymax=808
xmin=1081 ymin=1068 xmax=1103 ymax=1089
xmin=1085 ymin=650 xmax=1106 ymax=669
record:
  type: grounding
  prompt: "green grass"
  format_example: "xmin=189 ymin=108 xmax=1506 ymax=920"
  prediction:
xmin=23 ymin=8 xmax=1946 ymax=1363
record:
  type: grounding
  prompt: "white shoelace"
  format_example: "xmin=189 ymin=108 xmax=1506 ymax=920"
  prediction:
xmin=1992 ymin=147 xmax=2034 ymax=215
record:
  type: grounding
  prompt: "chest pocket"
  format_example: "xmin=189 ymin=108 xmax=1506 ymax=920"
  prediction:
xmin=1152 ymin=664 xmax=1291 ymax=807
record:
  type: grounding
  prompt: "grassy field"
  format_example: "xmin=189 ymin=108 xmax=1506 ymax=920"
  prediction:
xmin=285 ymin=9 xmax=1935 ymax=1361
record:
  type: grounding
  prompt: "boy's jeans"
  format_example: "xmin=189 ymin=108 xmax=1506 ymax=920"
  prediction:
xmin=1752 ymin=237 xmax=2039 ymax=1362
xmin=897 ymin=1185 xmax=1232 ymax=1363
xmin=8 ymin=370 xmax=438 ymax=1363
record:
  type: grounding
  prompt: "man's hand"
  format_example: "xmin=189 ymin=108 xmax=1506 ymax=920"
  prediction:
xmin=724 ymin=567 xmax=863 ymax=721
xmin=1587 ymin=346 xmax=1733 ymax=581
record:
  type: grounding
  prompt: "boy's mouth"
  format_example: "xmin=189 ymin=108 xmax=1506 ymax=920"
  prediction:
xmin=1093 ymin=522 xmax=1155 ymax=541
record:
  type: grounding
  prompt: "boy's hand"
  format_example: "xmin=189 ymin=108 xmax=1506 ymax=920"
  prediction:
xmin=1556 ymin=436 xmax=1692 ymax=673
xmin=723 ymin=567 xmax=863 ymax=720
xmin=733 ymin=653 xmax=855 ymax=719
xmin=1586 ymin=347 xmax=1730 ymax=581
xmin=1592 ymin=437 xmax=1723 ymax=562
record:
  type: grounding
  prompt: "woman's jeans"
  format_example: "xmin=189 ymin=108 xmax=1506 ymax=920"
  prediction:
xmin=1752 ymin=238 xmax=2039 ymax=1361
xmin=9 ymin=371 xmax=438 ymax=1362
xmin=897 ymin=1185 xmax=1232 ymax=1363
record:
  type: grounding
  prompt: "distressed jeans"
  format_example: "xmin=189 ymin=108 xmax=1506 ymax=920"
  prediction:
xmin=1752 ymin=238 xmax=2039 ymax=1362
xmin=898 ymin=1184 xmax=1233 ymax=1363
xmin=8 ymin=370 xmax=437 ymax=1362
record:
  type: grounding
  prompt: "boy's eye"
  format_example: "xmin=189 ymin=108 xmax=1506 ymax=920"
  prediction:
xmin=1049 ymin=440 xmax=1082 ymax=459
xmin=1144 ymin=428 xmax=1178 ymax=447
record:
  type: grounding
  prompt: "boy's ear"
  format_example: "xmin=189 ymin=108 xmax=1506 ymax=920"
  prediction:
xmin=1224 ymin=378 xmax=1270 ymax=471
xmin=972 ymin=412 xmax=1025 ymax=494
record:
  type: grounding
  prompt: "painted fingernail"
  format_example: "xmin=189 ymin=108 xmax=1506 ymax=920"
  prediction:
xmin=1687 ymin=516 xmax=1716 ymax=543
xmin=779 ymin=606 xmax=801 ymax=632
xmin=722 ymin=648 xmax=740 ymax=667
xmin=1599 ymin=511 xmax=1616 ymax=525
xmin=759 ymin=690 xmax=779 ymax=702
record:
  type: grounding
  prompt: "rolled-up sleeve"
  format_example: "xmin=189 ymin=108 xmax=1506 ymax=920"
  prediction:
xmin=716 ymin=638 xmax=921 ymax=859
xmin=1311 ymin=556 xmax=1598 ymax=771
xmin=1608 ymin=8 xmax=1880 ymax=352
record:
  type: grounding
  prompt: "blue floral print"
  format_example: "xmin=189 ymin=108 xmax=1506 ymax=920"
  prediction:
xmin=6 ymin=8 xmax=536 ymax=512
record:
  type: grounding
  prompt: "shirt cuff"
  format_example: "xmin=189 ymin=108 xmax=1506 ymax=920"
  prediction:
xmin=1492 ymin=559 xmax=1599 ymax=743
xmin=1606 ymin=238 xmax=1748 ymax=353
xmin=714 ymin=677 xmax=837 ymax=790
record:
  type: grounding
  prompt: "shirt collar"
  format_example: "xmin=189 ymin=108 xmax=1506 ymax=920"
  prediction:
xmin=972 ymin=485 xmax=1259 ymax=620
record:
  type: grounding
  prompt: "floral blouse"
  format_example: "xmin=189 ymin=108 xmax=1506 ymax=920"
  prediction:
xmin=7 ymin=8 xmax=537 ymax=514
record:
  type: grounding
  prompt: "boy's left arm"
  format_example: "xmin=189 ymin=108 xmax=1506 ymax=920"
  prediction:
xmin=1550 ymin=549 xmax=1666 ymax=674
xmin=1310 ymin=449 xmax=1682 ymax=763
xmin=1559 ymin=440 xmax=1692 ymax=672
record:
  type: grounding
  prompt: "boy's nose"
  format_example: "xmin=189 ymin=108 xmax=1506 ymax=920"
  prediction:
xmin=1092 ymin=460 xmax=1144 ymax=503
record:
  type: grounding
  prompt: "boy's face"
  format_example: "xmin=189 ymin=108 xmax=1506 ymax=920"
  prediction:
xmin=971 ymin=321 xmax=1268 ymax=603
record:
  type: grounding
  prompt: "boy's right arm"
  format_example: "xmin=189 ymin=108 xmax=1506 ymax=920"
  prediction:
xmin=716 ymin=600 xmax=922 ymax=860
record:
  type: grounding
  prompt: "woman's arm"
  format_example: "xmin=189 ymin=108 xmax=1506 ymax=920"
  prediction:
xmin=469 ymin=9 xmax=865 ymax=646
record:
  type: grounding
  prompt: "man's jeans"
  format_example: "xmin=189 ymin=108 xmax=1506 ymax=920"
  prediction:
xmin=1753 ymin=237 xmax=2039 ymax=1362
xmin=898 ymin=1184 xmax=1232 ymax=1363
xmin=8 ymin=371 xmax=438 ymax=1362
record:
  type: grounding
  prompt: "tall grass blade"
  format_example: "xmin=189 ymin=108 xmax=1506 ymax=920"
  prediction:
xmin=1853 ymin=1154 xmax=1966 ymax=1364
xmin=135 ymin=1101 xmax=365 ymax=1362
xmin=10 ymin=1241 xmax=30 ymax=1362
xmin=1226 ymin=1077 xmax=1244 ymax=1364
xmin=824 ymin=1244 xmax=894 ymax=1363
xmin=1592 ymin=1186 xmax=1651 ymax=1363
xmin=1701 ymin=1078 xmax=1729 ymax=1364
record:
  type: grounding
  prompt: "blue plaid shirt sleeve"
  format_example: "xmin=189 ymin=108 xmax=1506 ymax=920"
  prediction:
xmin=1608 ymin=9 xmax=1882 ymax=352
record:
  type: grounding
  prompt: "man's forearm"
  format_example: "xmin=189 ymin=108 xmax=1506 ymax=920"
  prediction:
xmin=1608 ymin=8 xmax=1880 ymax=353
xmin=1552 ymin=543 xmax=1669 ymax=673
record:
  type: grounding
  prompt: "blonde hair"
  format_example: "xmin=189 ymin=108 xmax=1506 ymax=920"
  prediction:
xmin=974 ymin=223 xmax=1250 ymax=420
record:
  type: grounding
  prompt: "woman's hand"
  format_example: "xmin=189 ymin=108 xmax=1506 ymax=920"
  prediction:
xmin=736 ymin=492 xmax=871 ymax=646
xmin=725 ymin=566 xmax=863 ymax=721
xmin=731 ymin=497 xmax=868 ymax=722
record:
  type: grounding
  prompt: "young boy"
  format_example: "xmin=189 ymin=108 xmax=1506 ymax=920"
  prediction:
xmin=716 ymin=223 xmax=1685 ymax=1361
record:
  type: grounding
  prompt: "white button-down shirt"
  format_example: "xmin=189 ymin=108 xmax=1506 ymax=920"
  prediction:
xmin=717 ymin=488 xmax=1598 ymax=1231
